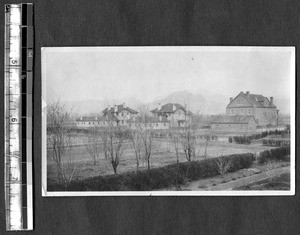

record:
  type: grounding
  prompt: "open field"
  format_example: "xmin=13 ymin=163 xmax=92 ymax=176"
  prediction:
xmin=47 ymin=133 xmax=279 ymax=182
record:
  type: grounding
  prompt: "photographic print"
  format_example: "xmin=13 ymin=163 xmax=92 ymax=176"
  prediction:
xmin=42 ymin=47 xmax=295 ymax=196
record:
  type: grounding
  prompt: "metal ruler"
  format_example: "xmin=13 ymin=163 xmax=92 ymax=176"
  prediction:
xmin=4 ymin=3 xmax=33 ymax=231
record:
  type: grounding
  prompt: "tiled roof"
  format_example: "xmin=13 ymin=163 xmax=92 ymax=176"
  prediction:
xmin=211 ymin=115 xmax=256 ymax=124
xmin=229 ymin=92 xmax=276 ymax=108
xmin=76 ymin=116 xmax=119 ymax=122
xmin=128 ymin=116 xmax=169 ymax=123
xmin=76 ymin=116 xmax=108 ymax=122
xmin=151 ymin=103 xmax=191 ymax=114
xmin=102 ymin=104 xmax=138 ymax=114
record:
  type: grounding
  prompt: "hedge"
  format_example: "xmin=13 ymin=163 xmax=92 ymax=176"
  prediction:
xmin=258 ymin=146 xmax=290 ymax=164
xmin=48 ymin=153 xmax=255 ymax=191
xmin=229 ymin=130 xmax=289 ymax=144
xmin=262 ymin=139 xmax=290 ymax=147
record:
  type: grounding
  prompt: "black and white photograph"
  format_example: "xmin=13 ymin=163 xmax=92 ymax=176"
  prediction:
xmin=42 ymin=47 xmax=295 ymax=196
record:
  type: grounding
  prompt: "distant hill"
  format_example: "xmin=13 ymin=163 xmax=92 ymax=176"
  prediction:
xmin=147 ymin=90 xmax=228 ymax=114
xmin=61 ymin=90 xmax=290 ymax=116
xmin=62 ymin=97 xmax=143 ymax=116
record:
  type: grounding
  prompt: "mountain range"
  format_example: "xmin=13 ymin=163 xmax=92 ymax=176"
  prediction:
xmin=61 ymin=90 xmax=290 ymax=116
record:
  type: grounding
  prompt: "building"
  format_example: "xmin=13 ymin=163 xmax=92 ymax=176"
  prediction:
xmin=127 ymin=116 xmax=170 ymax=130
xmin=211 ymin=115 xmax=257 ymax=132
xmin=226 ymin=91 xmax=278 ymax=126
xmin=150 ymin=103 xmax=192 ymax=127
xmin=101 ymin=103 xmax=138 ymax=125
xmin=75 ymin=116 xmax=112 ymax=128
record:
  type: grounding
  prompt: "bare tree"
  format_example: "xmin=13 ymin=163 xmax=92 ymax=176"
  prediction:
xmin=215 ymin=157 xmax=232 ymax=177
xmin=168 ymin=125 xmax=181 ymax=163
xmin=100 ymin=115 xmax=128 ymax=174
xmin=47 ymin=101 xmax=76 ymax=186
xmin=179 ymin=126 xmax=197 ymax=161
xmin=141 ymin=127 xmax=155 ymax=170
xmin=129 ymin=128 xmax=143 ymax=171
xmin=85 ymin=126 xmax=102 ymax=165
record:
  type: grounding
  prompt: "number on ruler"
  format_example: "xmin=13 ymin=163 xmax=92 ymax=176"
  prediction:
xmin=11 ymin=59 xmax=18 ymax=64
xmin=10 ymin=117 xmax=18 ymax=123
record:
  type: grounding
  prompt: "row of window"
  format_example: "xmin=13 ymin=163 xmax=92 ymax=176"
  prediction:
xmin=77 ymin=122 xmax=167 ymax=127
xmin=230 ymin=109 xmax=252 ymax=114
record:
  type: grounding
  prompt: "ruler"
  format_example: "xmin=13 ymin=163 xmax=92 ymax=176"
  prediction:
xmin=4 ymin=3 xmax=33 ymax=231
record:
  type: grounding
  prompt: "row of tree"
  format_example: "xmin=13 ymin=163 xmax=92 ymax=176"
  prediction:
xmin=47 ymin=102 xmax=213 ymax=184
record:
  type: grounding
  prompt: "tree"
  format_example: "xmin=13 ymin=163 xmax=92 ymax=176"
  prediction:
xmin=100 ymin=115 xmax=127 ymax=174
xmin=168 ymin=125 xmax=181 ymax=163
xmin=179 ymin=125 xmax=197 ymax=161
xmin=47 ymin=101 xmax=76 ymax=186
xmin=129 ymin=128 xmax=143 ymax=171
xmin=85 ymin=126 xmax=102 ymax=165
xmin=141 ymin=127 xmax=155 ymax=170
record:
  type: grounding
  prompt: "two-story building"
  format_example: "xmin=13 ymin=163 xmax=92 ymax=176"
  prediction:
xmin=150 ymin=103 xmax=192 ymax=127
xmin=101 ymin=103 xmax=138 ymax=125
xmin=211 ymin=91 xmax=279 ymax=133
xmin=226 ymin=91 xmax=278 ymax=126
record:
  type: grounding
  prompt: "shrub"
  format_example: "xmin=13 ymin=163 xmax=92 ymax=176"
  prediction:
xmin=258 ymin=146 xmax=290 ymax=164
xmin=48 ymin=153 xmax=256 ymax=191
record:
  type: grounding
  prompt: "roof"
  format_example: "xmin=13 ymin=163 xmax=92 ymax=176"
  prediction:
xmin=102 ymin=104 xmax=138 ymax=115
xmin=228 ymin=92 xmax=277 ymax=108
xmin=211 ymin=115 xmax=257 ymax=124
xmin=128 ymin=116 xmax=170 ymax=123
xmin=76 ymin=116 xmax=118 ymax=122
xmin=151 ymin=103 xmax=192 ymax=114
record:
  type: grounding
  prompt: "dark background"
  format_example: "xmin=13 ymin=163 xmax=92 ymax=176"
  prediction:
xmin=0 ymin=0 xmax=299 ymax=234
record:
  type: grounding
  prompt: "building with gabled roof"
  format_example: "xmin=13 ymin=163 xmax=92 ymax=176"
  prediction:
xmin=226 ymin=91 xmax=278 ymax=126
xmin=151 ymin=103 xmax=192 ymax=127
xmin=102 ymin=103 xmax=138 ymax=125
xmin=211 ymin=115 xmax=257 ymax=132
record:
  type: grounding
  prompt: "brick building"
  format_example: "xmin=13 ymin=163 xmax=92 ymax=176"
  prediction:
xmin=226 ymin=91 xmax=278 ymax=126
xmin=211 ymin=115 xmax=257 ymax=132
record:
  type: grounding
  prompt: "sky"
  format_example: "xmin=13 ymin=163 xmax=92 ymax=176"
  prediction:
xmin=43 ymin=47 xmax=294 ymax=104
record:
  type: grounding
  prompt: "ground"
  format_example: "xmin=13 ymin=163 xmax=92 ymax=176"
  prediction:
xmin=47 ymin=132 xmax=282 ymax=183
xmin=165 ymin=162 xmax=290 ymax=191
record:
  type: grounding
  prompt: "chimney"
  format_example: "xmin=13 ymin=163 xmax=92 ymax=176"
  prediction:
xmin=173 ymin=104 xmax=176 ymax=112
xmin=270 ymin=97 xmax=273 ymax=106
xmin=157 ymin=103 xmax=162 ymax=111
xmin=114 ymin=105 xmax=118 ymax=112
xmin=107 ymin=104 xmax=111 ymax=111
xmin=123 ymin=103 xmax=126 ymax=109
xmin=246 ymin=91 xmax=249 ymax=97
xmin=230 ymin=97 xmax=233 ymax=103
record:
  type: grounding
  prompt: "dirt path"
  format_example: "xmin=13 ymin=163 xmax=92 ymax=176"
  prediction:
xmin=182 ymin=166 xmax=290 ymax=191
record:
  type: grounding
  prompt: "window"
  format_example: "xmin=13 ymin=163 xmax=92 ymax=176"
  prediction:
xmin=248 ymin=109 xmax=251 ymax=114
xmin=231 ymin=109 xmax=233 ymax=114
xmin=156 ymin=124 xmax=158 ymax=127
xmin=240 ymin=109 xmax=243 ymax=114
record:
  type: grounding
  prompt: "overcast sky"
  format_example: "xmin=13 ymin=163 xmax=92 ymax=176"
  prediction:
xmin=43 ymin=47 xmax=294 ymax=104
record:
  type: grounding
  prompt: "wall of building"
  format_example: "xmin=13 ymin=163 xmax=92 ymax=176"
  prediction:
xmin=211 ymin=123 xmax=249 ymax=132
xmin=128 ymin=122 xmax=169 ymax=130
xmin=253 ymin=108 xmax=278 ymax=126
xmin=226 ymin=107 xmax=255 ymax=116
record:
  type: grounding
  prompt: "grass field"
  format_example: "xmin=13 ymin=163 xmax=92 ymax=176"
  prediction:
xmin=47 ymin=133 xmax=278 ymax=182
